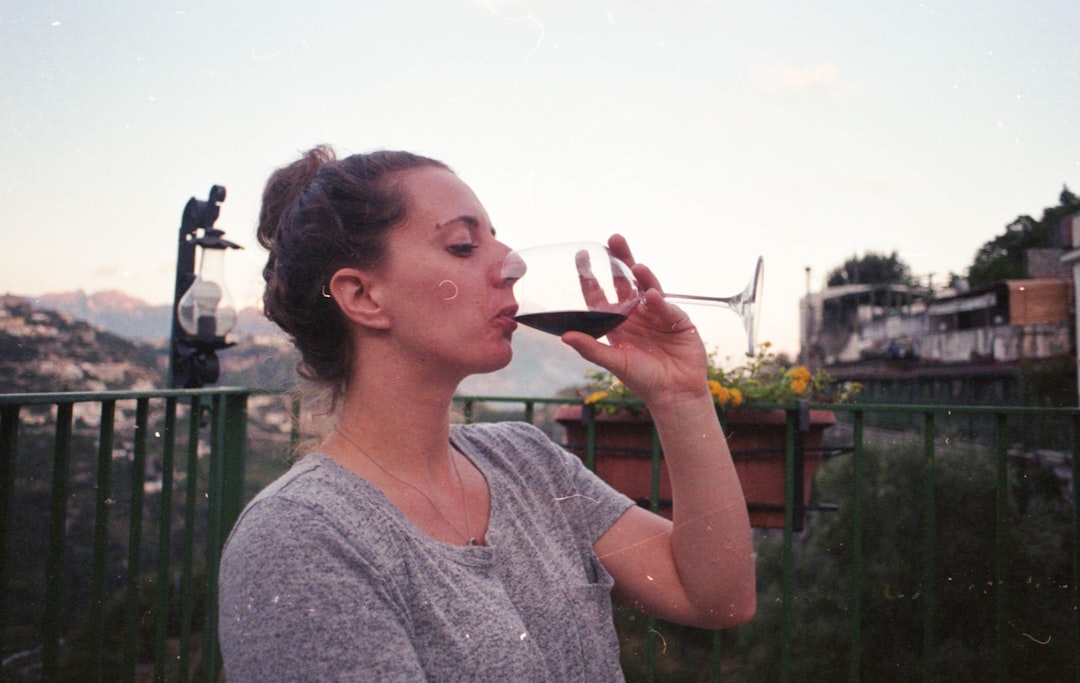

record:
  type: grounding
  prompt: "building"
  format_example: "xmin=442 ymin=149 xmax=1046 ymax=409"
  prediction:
xmin=799 ymin=217 xmax=1078 ymax=407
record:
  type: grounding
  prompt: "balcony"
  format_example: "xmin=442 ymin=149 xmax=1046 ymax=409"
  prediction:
xmin=1 ymin=388 xmax=1077 ymax=681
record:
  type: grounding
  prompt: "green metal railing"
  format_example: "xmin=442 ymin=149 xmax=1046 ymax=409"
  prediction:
xmin=1 ymin=389 xmax=1077 ymax=681
xmin=458 ymin=396 xmax=1080 ymax=682
xmin=0 ymin=388 xmax=253 ymax=682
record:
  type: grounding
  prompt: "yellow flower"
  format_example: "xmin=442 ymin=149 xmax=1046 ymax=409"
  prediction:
xmin=790 ymin=378 xmax=809 ymax=396
xmin=787 ymin=365 xmax=811 ymax=382
xmin=708 ymin=379 xmax=723 ymax=398
xmin=584 ymin=390 xmax=609 ymax=405
xmin=729 ymin=387 xmax=743 ymax=407
xmin=710 ymin=381 xmax=732 ymax=406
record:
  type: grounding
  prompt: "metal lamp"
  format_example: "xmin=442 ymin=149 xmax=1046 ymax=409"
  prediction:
xmin=169 ymin=185 xmax=243 ymax=388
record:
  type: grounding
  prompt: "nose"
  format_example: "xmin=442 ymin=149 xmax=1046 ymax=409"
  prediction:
xmin=493 ymin=241 xmax=520 ymax=289
xmin=500 ymin=250 xmax=526 ymax=285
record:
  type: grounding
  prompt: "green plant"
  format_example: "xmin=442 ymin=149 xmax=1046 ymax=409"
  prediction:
xmin=582 ymin=342 xmax=861 ymax=412
xmin=738 ymin=433 xmax=1076 ymax=681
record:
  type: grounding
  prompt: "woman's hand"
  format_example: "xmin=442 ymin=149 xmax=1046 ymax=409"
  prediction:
xmin=561 ymin=234 xmax=711 ymax=410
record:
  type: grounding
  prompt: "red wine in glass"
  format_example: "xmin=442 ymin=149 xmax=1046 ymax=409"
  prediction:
xmin=514 ymin=310 xmax=628 ymax=338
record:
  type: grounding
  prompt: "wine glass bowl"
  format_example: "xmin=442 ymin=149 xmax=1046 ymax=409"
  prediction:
xmin=501 ymin=242 xmax=641 ymax=338
xmin=502 ymin=242 xmax=764 ymax=354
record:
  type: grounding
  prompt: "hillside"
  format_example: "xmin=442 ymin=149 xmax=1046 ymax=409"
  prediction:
xmin=0 ymin=294 xmax=162 ymax=393
xmin=1 ymin=293 xmax=596 ymax=398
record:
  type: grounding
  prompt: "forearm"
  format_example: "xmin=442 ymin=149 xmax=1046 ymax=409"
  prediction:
xmin=649 ymin=392 xmax=757 ymax=626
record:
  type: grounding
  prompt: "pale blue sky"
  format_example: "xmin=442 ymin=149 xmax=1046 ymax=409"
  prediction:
xmin=2 ymin=0 xmax=1078 ymax=361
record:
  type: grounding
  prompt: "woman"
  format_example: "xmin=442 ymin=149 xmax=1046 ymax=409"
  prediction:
xmin=218 ymin=145 xmax=756 ymax=681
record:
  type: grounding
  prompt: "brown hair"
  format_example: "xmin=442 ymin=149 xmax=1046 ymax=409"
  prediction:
xmin=256 ymin=145 xmax=450 ymax=395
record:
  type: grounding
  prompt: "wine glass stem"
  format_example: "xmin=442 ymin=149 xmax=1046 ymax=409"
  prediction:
xmin=663 ymin=293 xmax=739 ymax=310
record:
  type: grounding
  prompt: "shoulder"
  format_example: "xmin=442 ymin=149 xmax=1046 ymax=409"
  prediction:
xmin=451 ymin=421 xmax=573 ymax=479
xmin=451 ymin=420 xmax=559 ymax=453
xmin=222 ymin=454 xmax=404 ymax=576
xmin=234 ymin=454 xmax=366 ymax=530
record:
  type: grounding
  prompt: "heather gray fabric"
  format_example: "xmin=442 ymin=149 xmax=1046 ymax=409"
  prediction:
xmin=218 ymin=421 xmax=634 ymax=682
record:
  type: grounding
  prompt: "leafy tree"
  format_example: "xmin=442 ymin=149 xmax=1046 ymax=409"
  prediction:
xmin=967 ymin=185 xmax=1080 ymax=288
xmin=966 ymin=215 xmax=1044 ymax=286
xmin=825 ymin=251 xmax=913 ymax=287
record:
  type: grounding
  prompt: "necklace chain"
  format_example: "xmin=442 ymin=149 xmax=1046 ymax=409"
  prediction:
xmin=334 ymin=426 xmax=477 ymax=546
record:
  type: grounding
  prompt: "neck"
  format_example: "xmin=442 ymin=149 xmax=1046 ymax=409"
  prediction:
xmin=320 ymin=344 xmax=489 ymax=546
xmin=324 ymin=350 xmax=462 ymax=476
xmin=330 ymin=409 xmax=479 ymax=547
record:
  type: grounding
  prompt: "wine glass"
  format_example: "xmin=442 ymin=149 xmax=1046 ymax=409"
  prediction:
xmin=501 ymin=242 xmax=764 ymax=355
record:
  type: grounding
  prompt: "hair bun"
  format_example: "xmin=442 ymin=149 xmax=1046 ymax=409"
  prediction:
xmin=256 ymin=145 xmax=337 ymax=252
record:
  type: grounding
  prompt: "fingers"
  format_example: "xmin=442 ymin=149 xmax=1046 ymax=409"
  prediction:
xmin=609 ymin=234 xmax=663 ymax=294
xmin=607 ymin=234 xmax=635 ymax=267
xmin=578 ymin=245 xmax=642 ymax=311
xmin=631 ymin=263 xmax=665 ymax=302
xmin=561 ymin=330 xmax=622 ymax=371
xmin=575 ymin=249 xmax=608 ymax=309
xmin=611 ymin=255 xmax=636 ymax=304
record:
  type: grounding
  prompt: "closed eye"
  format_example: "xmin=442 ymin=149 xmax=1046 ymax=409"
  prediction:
xmin=449 ymin=243 xmax=478 ymax=256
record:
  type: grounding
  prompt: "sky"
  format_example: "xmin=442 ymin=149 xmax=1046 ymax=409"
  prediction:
xmin=3 ymin=0 xmax=1079 ymax=364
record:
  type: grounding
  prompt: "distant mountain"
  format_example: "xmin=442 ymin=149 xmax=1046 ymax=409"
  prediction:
xmin=34 ymin=289 xmax=172 ymax=341
xmin=6 ymin=291 xmax=596 ymax=398
xmin=458 ymin=326 xmax=597 ymax=398
xmin=33 ymin=289 xmax=279 ymax=342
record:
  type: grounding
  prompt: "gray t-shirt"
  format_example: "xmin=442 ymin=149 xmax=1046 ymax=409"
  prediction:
xmin=218 ymin=421 xmax=634 ymax=682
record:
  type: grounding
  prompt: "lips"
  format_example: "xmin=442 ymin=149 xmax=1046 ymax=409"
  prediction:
xmin=495 ymin=305 xmax=519 ymax=331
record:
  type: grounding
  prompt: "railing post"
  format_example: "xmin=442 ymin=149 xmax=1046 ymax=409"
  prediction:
xmin=0 ymin=404 xmax=19 ymax=664
xmin=583 ymin=403 xmax=597 ymax=472
xmin=42 ymin=402 xmax=73 ymax=683
xmin=993 ymin=411 xmax=1009 ymax=682
xmin=781 ymin=405 xmax=797 ymax=682
xmin=220 ymin=392 xmax=249 ymax=533
xmin=647 ymin=409 xmax=663 ymax=681
xmin=178 ymin=395 xmax=202 ymax=681
xmin=1073 ymin=411 xmax=1080 ymax=680
xmin=203 ymin=395 xmax=225 ymax=681
xmin=153 ymin=397 xmax=178 ymax=683
xmin=289 ymin=393 xmax=302 ymax=455
xmin=849 ymin=409 xmax=865 ymax=683
xmin=89 ymin=399 xmax=116 ymax=683
xmin=122 ymin=398 xmax=151 ymax=683
xmin=793 ymin=399 xmax=809 ymax=533
xmin=921 ymin=411 xmax=937 ymax=683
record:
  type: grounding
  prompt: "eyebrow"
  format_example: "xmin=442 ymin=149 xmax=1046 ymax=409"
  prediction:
xmin=436 ymin=215 xmax=497 ymax=236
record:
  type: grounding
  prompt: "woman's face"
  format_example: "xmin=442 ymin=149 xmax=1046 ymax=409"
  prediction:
xmin=373 ymin=166 xmax=518 ymax=377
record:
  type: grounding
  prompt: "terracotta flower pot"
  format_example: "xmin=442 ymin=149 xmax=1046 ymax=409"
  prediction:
xmin=555 ymin=404 xmax=836 ymax=529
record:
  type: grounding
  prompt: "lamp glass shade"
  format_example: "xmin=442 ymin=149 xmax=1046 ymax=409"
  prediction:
xmin=177 ymin=247 xmax=237 ymax=337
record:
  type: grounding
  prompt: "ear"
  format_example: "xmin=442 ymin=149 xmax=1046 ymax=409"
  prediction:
xmin=328 ymin=267 xmax=391 ymax=330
